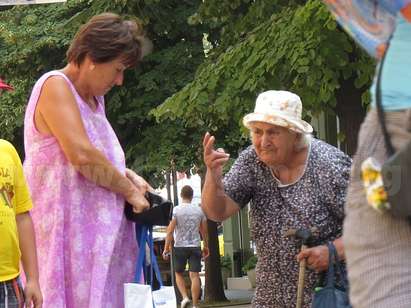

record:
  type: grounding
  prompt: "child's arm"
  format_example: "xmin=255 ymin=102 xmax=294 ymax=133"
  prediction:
xmin=16 ymin=212 xmax=43 ymax=308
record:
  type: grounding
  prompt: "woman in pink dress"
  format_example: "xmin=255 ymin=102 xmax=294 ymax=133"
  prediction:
xmin=23 ymin=13 xmax=151 ymax=308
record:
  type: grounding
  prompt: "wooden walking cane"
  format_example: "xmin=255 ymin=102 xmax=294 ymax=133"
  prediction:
xmin=285 ymin=227 xmax=318 ymax=308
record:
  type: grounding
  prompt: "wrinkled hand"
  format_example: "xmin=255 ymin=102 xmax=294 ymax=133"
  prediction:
xmin=24 ymin=279 xmax=43 ymax=308
xmin=203 ymin=132 xmax=230 ymax=176
xmin=126 ymin=168 xmax=153 ymax=192
xmin=297 ymin=245 xmax=329 ymax=272
xmin=202 ymin=247 xmax=210 ymax=259
xmin=126 ymin=191 xmax=150 ymax=213
xmin=125 ymin=168 xmax=150 ymax=213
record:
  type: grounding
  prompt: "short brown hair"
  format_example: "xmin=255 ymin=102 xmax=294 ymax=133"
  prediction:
xmin=67 ymin=13 xmax=145 ymax=67
xmin=180 ymin=185 xmax=194 ymax=200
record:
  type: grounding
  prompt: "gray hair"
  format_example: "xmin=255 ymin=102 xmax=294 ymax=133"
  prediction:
xmin=294 ymin=133 xmax=312 ymax=152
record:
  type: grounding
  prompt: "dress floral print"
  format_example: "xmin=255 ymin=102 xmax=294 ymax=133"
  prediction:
xmin=223 ymin=139 xmax=351 ymax=308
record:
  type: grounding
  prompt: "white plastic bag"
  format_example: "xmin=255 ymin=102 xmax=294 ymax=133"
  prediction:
xmin=152 ymin=286 xmax=177 ymax=308
xmin=124 ymin=283 xmax=153 ymax=308
xmin=125 ymin=226 xmax=177 ymax=308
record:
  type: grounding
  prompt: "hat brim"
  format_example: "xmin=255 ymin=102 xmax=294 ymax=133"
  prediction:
xmin=243 ymin=113 xmax=313 ymax=134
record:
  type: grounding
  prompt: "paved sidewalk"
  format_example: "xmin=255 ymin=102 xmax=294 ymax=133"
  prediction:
xmin=196 ymin=273 xmax=254 ymax=308
xmin=225 ymin=289 xmax=254 ymax=303
xmin=200 ymin=289 xmax=254 ymax=307
xmin=222 ymin=305 xmax=250 ymax=308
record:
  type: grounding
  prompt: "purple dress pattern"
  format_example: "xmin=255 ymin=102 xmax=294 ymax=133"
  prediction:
xmin=23 ymin=71 xmax=137 ymax=308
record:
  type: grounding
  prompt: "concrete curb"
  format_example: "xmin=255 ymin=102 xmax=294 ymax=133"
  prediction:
xmin=199 ymin=299 xmax=251 ymax=307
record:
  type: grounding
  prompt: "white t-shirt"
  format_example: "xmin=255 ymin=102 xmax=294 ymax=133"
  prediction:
xmin=173 ymin=202 xmax=205 ymax=247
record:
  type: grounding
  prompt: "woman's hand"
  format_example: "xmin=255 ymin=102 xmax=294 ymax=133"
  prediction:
xmin=125 ymin=169 xmax=151 ymax=213
xmin=297 ymin=244 xmax=329 ymax=272
xmin=203 ymin=132 xmax=230 ymax=177
xmin=125 ymin=168 xmax=153 ymax=192
xmin=125 ymin=190 xmax=150 ymax=213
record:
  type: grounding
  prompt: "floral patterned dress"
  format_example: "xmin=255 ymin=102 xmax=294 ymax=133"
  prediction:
xmin=223 ymin=139 xmax=351 ymax=308
xmin=23 ymin=71 xmax=137 ymax=308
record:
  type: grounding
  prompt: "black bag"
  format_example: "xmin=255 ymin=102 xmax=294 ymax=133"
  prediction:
xmin=124 ymin=191 xmax=173 ymax=226
xmin=375 ymin=37 xmax=411 ymax=220
xmin=311 ymin=242 xmax=352 ymax=308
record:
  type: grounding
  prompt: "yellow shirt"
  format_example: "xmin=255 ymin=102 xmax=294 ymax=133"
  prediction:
xmin=0 ymin=139 xmax=33 ymax=282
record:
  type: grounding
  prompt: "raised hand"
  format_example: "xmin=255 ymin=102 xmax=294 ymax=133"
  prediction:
xmin=203 ymin=132 xmax=230 ymax=177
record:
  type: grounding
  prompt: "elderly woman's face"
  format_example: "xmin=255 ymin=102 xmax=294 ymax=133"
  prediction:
xmin=249 ymin=122 xmax=298 ymax=167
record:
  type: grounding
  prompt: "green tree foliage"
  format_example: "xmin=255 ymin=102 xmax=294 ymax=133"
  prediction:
xmin=154 ymin=0 xmax=376 ymax=156
xmin=0 ymin=0 xmax=206 ymax=186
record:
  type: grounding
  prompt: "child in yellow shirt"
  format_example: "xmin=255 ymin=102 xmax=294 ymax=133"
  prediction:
xmin=0 ymin=81 xmax=42 ymax=307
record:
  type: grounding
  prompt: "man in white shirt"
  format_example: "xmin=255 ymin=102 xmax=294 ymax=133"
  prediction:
xmin=163 ymin=185 xmax=209 ymax=308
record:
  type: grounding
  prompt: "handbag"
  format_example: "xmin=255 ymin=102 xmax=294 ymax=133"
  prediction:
xmin=125 ymin=191 xmax=173 ymax=226
xmin=311 ymin=242 xmax=352 ymax=308
xmin=374 ymin=37 xmax=411 ymax=220
xmin=124 ymin=225 xmax=176 ymax=308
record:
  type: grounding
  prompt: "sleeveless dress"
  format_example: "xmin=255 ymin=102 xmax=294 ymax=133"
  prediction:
xmin=23 ymin=71 xmax=138 ymax=308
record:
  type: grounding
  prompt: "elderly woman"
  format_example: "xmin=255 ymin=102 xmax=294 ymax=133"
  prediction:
xmin=202 ymin=90 xmax=352 ymax=307
xmin=23 ymin=13 xmax=151 ymax=308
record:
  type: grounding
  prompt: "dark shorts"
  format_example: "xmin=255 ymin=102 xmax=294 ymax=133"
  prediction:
xmin=0 ymin=277 xmax=24 ymax=308
xmin=174 ymin=247 xmax=202 ymax=273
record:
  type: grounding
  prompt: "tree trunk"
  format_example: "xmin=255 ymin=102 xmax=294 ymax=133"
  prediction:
xmin=171 ymin=163 xmax=179 ymax=206
xmin=335 ymin=77 xmax=367 ymax=156
xmin=199 ymin=169 xmax=228 ymax=303
xmin=204 ymin=219 xmax=228 ymax=302
xmin=166 ymin=171 xmax=172 ymax=201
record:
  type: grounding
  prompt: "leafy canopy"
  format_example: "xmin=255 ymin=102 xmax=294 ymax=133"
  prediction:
xmin=0 ymin=0 xmax=207 ymax=186
xmin=153 ymin=0 xmax=375 ymax=157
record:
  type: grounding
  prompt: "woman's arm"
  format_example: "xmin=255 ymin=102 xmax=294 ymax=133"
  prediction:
xmin=35 ymin=76 xmax=148 ymax=212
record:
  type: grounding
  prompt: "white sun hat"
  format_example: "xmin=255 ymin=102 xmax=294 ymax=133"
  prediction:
xmin=243 ymin=90 xmax=313 ymax=134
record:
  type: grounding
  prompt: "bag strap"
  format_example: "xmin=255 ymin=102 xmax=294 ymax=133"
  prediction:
xmin=134 ymin=225 xmax=149 ymax=283
xmin=375 ymin=37 xmax=395 ymax=156
xmin=148 ymin=226 xmax=164 ymax=288
xmin=134 ymin=224 xmax=164 ymax=289
xmin=325 ymin=242 xmax=348 ymax=289
xmin=325 ymin=242 xmax=336 ymax=288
